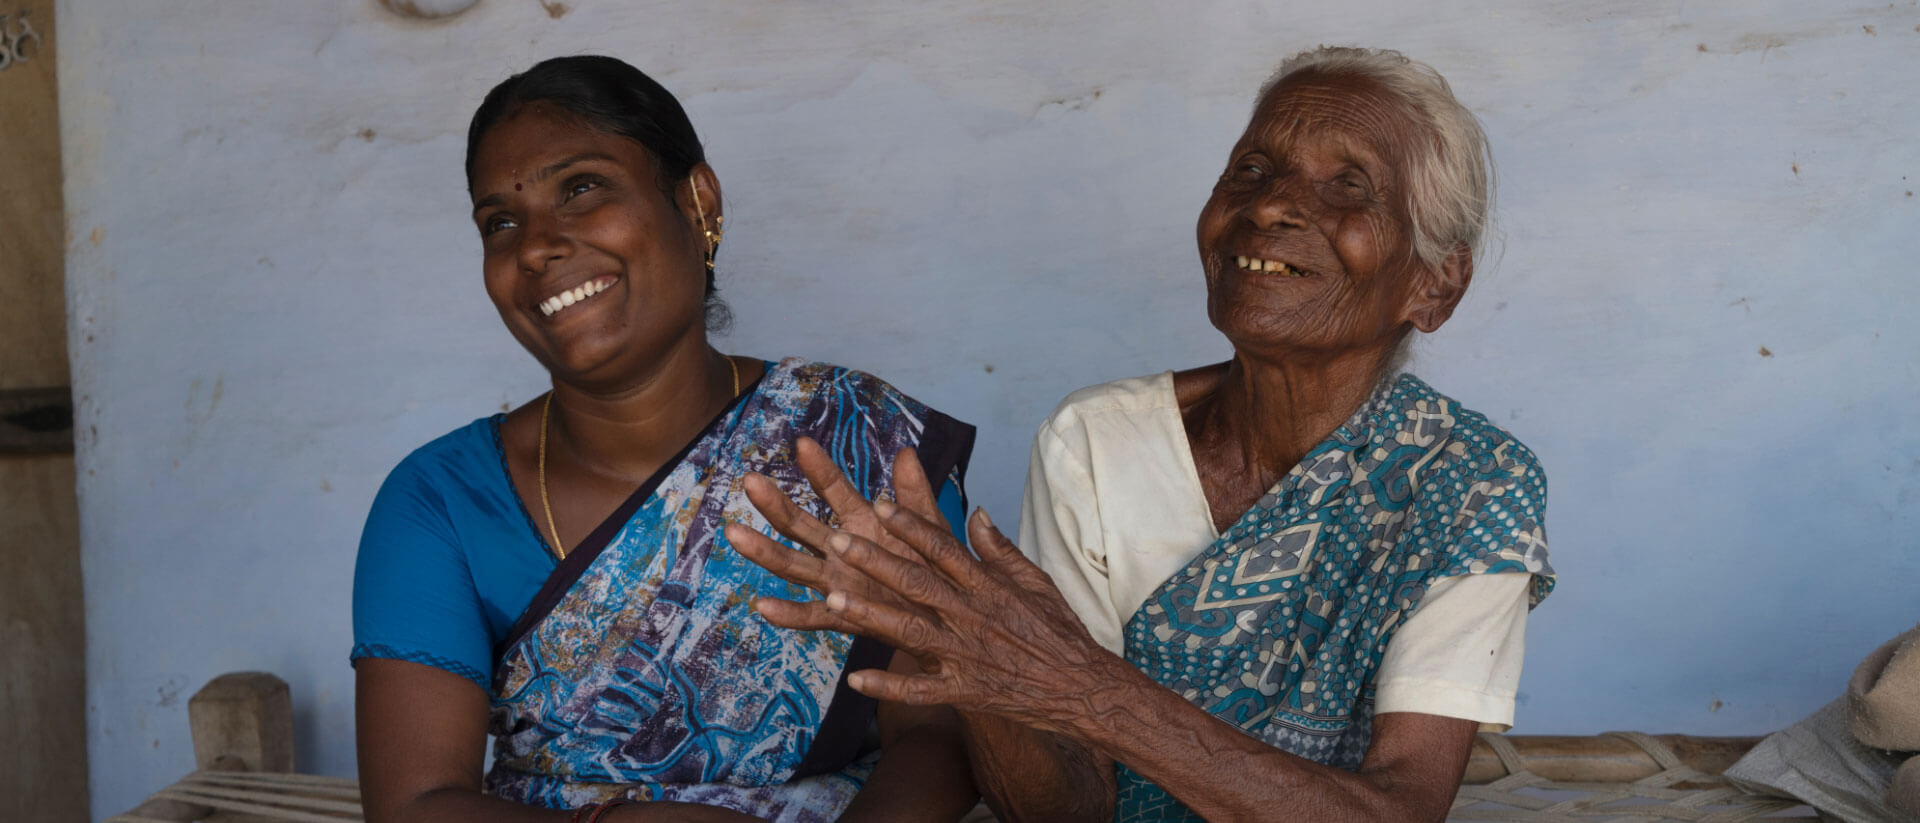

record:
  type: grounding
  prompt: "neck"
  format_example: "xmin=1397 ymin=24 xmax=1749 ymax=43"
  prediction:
xmin=1186 ymin=342 xmax=1396 ymax=478
xmin=545 ymin=333 xmax=736 ymax=484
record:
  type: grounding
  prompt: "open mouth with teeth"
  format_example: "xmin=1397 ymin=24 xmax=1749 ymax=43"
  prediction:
xmin=538 ymin=275 xmax=619 ymax=318
xmin=1235 ymin=256 xmax=1314 ymax=278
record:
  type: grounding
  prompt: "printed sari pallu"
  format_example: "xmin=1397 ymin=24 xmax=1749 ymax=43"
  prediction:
xmin=483 ymin=359 xmax=973 ymax=822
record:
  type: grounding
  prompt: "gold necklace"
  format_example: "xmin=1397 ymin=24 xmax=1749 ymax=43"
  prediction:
xmin=537 ymin=355 xmax=741 ymax=560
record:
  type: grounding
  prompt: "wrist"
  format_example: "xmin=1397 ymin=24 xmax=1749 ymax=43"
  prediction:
xmin=1055 ymin=655 xmax=1164 ymax=753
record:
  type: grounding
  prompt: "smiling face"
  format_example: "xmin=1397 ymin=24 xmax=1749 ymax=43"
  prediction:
xmin=1197 ymin=71 xmax=1460 ymax=363
xmin=470 ymin=103 xmax=715 ymax=389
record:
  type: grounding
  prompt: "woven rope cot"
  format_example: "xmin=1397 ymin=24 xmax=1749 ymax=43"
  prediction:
xmin=111 ymin=673 xmax=1820 ymax=822
xmin=1450 ymin=731 xmax=1817 ymax=821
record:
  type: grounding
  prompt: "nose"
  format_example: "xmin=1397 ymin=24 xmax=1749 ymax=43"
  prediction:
xmin=1248 ymin=172 xmax=1313 ymax=230
xmin=515 ymin=211 xmax=571 ymax=276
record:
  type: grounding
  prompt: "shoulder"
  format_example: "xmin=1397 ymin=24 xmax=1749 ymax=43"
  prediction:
xmin=1397 ymin=374 xmax=1545 ymax=490
xmin=375 ymin=416 xmax=505 ymax=505
xmin=764 ymin=358 xmax=976 ymax=478
xmin=1038 ymin=371 xmax=1179 ymax=441
xmin=770 ymin=357 xmax=942 ymax=413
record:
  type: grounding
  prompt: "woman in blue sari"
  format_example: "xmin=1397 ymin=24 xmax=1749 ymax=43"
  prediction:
xmin=735 ymin=47 xmax=1555 ymax=822
xmin=350 ymin=56 xmax=978 ymax=822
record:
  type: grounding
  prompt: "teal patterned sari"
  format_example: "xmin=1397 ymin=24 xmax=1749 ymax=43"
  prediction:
xmin=1113 ymin=375 xmax=1554 ymax=821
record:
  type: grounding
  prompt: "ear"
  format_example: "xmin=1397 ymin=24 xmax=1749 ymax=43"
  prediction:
xmin=1404 ymin=244 xmax=1473 ymax=333
xmin=677 ymin=162 xmax=724 ymax=233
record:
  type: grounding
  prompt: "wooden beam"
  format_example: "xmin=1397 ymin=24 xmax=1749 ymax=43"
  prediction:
xmin=1463 ymin=733 xmax=1763 ymax=784
xmin=0 ymin=386 xmax=72 ymax=454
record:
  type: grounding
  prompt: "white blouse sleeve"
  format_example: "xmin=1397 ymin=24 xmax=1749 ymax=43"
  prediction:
xmin=1373 ymin=572 xmax=1532 ymax=732
xmin=1018 ymin=419 xmax=1128 ymax=655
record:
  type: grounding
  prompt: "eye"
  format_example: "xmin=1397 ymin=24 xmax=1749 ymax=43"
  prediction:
xmin=1223 ymin=155 xmax=1268 ymax=184
xmin=561 ymin=175 xmax=603 ymax=201
xmin=1330 ymin=173 xmax=1374 ymax=201
xmin=480 ymin=214 xmax=517 ymax=236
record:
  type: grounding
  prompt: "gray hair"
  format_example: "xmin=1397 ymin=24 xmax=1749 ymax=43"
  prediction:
xmin=1260 ymin=46 xmax=1495 ymax=272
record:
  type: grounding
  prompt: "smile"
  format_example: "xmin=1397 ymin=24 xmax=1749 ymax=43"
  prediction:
xmin=1236 ymin=256 xmax=1312 ymax=278
xmin=538 ymin=275 xmax=618 ymax=318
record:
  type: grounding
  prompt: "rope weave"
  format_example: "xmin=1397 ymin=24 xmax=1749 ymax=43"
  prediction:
xmin=1450 ymin=732 xmax=1816 ymax=821
xmin=105 ymin=771 xmax=364 ymax=822
xmin=107 ymin=734 xmax=1819 ymax=823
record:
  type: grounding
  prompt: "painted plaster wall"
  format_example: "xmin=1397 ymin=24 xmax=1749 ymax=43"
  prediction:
xmin=59 ymin=0 xmax=1918 ymax=815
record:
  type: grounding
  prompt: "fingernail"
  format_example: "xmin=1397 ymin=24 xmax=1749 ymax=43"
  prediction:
xmin=974 ymin=508 xmax=994 ymax=529
xmin=828 ymin=533 xmax=851 ymax=553
xmin=874 ymin=499 xmax=897 ymax=518
xmin=848 ymin=672 xmax=866 ymax=690
xmin=826 ymin=591 xmax=847 ymax=611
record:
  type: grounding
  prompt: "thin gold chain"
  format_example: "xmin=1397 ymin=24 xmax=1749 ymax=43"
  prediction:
xmin=537 ymin=355 xmax=741 ymax=560
xmin=537 ymin=392 xmax=564 ymax=559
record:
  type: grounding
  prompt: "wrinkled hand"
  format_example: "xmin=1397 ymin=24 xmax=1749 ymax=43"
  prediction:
xmin=725 ymin=437 xmax=950 ymax=641
xmin=728 ymin=439 xmax=1123 ymax=736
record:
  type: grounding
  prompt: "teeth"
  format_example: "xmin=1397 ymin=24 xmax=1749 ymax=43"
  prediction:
xmin=1237 ymin=256 xmax=1309 ymax=278
xmin=538 ymin=278 xmax=614 ymax=319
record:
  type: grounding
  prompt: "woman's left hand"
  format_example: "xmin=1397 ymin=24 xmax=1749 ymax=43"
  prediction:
xmin=729 ymin=443 xmax=1127 ymax=738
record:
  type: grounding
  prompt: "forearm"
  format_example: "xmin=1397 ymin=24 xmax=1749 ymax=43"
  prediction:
xmin=958 ymin=710 xmax=1113 ymax=823
xmin=838 ymin=717 xmax=979 ymax=823
xmin=1067 ymin=661 xmax=1440 ymax=823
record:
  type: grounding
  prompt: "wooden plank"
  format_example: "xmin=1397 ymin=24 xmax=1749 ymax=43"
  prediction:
xmin=0 ymin=386 xmax=72 ymax=454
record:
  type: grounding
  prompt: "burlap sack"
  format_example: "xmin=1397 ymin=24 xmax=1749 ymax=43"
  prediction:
xmin=1850 ymin=623 xmax=1920 ymax=752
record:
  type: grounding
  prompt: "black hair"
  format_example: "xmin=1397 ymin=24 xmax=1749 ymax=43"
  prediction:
xmin=466 ymin=55 xmax=729 ymax=331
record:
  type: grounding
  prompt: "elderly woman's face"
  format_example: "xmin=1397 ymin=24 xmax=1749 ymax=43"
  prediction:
xmin=1196 ymin=72 xmax=1434 ymax=359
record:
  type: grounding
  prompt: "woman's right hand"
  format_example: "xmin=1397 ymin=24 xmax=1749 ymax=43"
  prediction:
xmin=730 ymin=439 xmax=1128 ymax=738
xmin=728 ymin=437 xmax=955 ymax=646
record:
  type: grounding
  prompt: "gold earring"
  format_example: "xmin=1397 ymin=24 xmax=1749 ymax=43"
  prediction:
xmin=689 ymin=181 xmax=723 ymax=271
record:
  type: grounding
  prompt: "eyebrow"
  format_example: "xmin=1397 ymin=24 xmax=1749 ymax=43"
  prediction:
xmin=471 ymin=152 xmax=620 ymax=216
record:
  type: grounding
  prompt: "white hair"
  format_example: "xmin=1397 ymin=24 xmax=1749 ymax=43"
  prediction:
xmin=1261 ymin=46 xmax=1495 ymax=272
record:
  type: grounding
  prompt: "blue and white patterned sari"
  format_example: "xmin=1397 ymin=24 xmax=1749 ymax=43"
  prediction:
xmin=482 ymin=359 xmax=973 ymax=821
xmin=1113 ymin=375 xmax=1554 ymax=821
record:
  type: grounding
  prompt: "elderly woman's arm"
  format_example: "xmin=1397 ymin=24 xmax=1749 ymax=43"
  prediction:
xmin=815 ymin=503 xmax=1478 ymax=822
xmin=730 ymin=441 xmax=1111 ymax=822
xmin=735 ymin=445 xmax=1479 ymax=821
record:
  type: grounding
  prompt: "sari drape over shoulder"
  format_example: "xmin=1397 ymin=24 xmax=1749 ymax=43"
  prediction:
xmin=482 ymin=359 xmax=973 ymax=821
xmin=1113 ymin=375 xmax=1554 ymax=821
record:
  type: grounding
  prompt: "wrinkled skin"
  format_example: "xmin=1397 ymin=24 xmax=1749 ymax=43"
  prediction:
xmin=738 ymin=69 xmax=1483 ymax=823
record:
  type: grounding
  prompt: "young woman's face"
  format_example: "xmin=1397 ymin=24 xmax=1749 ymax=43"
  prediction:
xmin=469 ymin=103 xmax=713 ymax=389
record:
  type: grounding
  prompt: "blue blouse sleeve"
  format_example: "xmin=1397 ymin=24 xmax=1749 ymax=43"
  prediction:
xmin=936 ymin=477 xmax=968 ymax=546
xmin=350 ymin=452 xmax=495 ymax=691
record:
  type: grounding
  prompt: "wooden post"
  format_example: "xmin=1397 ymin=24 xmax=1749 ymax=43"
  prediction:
xmin=190 ymin=672 xmax=295 ymax=773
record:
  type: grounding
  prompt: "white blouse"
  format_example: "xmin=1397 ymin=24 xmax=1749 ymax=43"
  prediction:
xmin=1018 ymin=372 xmax=1531 ymax=731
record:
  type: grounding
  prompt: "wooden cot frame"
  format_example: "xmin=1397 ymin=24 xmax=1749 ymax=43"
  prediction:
xmin=109 ymin=672 xmax=1809 ymax=822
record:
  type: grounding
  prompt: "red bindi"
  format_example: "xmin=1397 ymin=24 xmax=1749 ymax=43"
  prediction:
xmin=514 ymin=183 xmax=523 ymax=191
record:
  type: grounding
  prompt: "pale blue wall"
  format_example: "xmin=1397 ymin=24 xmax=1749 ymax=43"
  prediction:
xmin=60 ymin=0 xmax=1920 ymax=816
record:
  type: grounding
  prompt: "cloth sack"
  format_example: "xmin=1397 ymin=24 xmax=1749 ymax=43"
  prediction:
xmin=1850 ymin=623 xmax=1920 ymax=752
xmin=1893 ymin=757 xmax=1920 ymax=818
xmin=1724 ymin=697 xmax=1906 ymax=822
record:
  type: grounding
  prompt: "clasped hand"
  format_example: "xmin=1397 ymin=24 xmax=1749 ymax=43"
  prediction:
xmin=723 ymin=438 xmax=1116 ymax=736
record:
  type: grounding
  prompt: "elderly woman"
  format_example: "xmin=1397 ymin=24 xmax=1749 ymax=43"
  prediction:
xmin=731 ymin=46 xmax=1554 ymax=822
xmin=349 ymin=56 xmax=983 ymax=822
